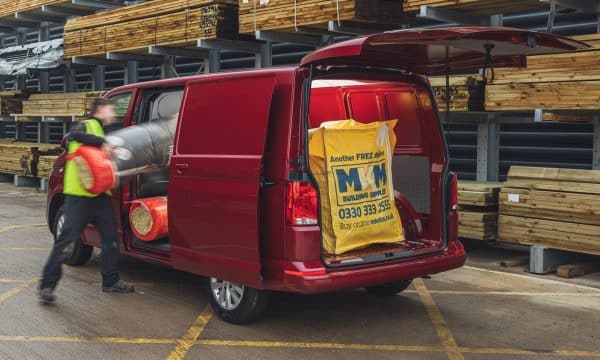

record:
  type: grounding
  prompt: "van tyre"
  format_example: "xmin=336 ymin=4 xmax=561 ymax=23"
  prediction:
xmin=366 ymin=279 xmax=413 ymax=296
xmin=54 ymin=205 xmax=93 ymax=266
xmin=205 ymin=277 xmax=269 ymax=324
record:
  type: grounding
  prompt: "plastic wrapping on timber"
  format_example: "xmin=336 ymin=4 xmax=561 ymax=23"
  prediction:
xmin=129 ymin=197 xmax=168 ymax=241
xmin=71 ymin=114 xmax=177 ymax=195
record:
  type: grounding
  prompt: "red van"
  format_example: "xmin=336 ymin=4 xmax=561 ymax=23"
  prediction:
xmin=46 ymin=27 xmax=586 ymax=323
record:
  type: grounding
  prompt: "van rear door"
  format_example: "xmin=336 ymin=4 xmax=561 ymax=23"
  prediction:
xmin=169 ymin=74 xmax=277 ymax=288
xmin=300 ymin=27 xmax=589 ymax=73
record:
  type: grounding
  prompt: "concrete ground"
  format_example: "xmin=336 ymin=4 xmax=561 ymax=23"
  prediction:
xmin=0 ymin=182 xmax=599 ymax=360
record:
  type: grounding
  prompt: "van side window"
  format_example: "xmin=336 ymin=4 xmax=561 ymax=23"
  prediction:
xmin=105 ymin=92 xmax=133 ymax=131
xmin=140 ymin=89 xmax=184 ymax=124
xmin=177 ymin=76 xmax=276 ymax=155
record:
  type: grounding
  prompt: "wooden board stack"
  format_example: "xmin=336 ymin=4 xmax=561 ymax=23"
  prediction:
xmin=429 ymin=75 xmax=484 ymax=112
xmin=0 ymin=91 xmax=26 ymax=118
xmin=458 ymin=181 xmax=501 ymax=241
xmin=64 ymin=0 xmax=238 ymax=57
xmin=0 ymin=141 xmax=61 ymax=177
xmin=15 ymin=92 xmax=103 ymax=117
xmin=485 ymin=34 xmax=600 ymax=112
xmin=239 ymin=0 xmax=405 ymax=34
xmin=499 ymin=166 xmax=600 ymax=256
xmin=402 ymin=0 xmax=545 ymax=15
xmin=37 ymin=155 xmax=59 ymax=179
xmin=0 ymin=0 xmax=67 ymax=17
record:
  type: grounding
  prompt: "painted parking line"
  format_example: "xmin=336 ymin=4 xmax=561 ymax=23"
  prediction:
xmin=0 ymin=247 xmax=50 ymax=251
xmin=0 ymin=278 xmax=38 ymax=303
xmin=0 ymin=334 xmax=598 ymax=357
xmin=0 ymin=224 xmax=46 ymax=234
xmin=0 ymin=335 xmax=175 ymax=344
xmin=167 ymin=305 xmax=213 ymax=360
xmin=426 ymin=290 xmax=600 ymax=297
xmin=414 ymin=278 xmax=464 ymax=360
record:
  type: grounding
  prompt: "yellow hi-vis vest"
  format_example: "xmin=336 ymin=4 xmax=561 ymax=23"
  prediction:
xmin=63 ymin=118 xmax=105 ymax=197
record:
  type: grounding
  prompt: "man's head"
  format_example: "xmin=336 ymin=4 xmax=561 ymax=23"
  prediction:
xmin=90 ymin=98 xmax=116 ymax=126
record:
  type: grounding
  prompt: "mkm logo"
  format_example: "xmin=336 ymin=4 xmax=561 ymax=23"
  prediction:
xmin=335 ymin=161 xmax=387 ymax=193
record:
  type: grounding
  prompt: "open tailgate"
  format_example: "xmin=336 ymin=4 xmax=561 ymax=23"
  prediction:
xmin=300 ymin=27 xmax=590 ymax=74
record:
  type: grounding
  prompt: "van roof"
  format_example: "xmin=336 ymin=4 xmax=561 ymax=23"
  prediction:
xmin=105 ymin=66 xmax=298 ymax=95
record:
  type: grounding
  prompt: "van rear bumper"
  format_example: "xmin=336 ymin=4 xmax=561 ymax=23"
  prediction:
xmin=267 ymin=240 xmax=466 ymax=294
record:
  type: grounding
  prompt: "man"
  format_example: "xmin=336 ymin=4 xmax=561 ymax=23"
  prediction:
xmin=39 ymin=98 xmax=134 ymax=305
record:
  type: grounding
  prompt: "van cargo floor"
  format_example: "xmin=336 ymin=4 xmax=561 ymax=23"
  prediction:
xmin=325 ymin=242 xmax=412 ymax=263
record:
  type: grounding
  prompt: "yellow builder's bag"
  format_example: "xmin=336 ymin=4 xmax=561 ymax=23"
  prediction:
xmin=308 ymin=119 xmax=404 ymax=255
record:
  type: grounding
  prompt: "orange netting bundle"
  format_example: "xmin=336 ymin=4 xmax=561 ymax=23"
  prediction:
xmin=68 ymin=145 xmax=116 ymax=195
xmin=129 ymin=196 xmax=168 ymax=241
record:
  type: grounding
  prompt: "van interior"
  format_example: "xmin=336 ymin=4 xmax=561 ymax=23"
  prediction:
xmin=125 ymin=73 xmax=444 ymax=266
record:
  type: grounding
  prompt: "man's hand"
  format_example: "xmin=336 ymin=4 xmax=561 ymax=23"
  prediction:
xmin=102 ymin=143 xmax=116 ymax=158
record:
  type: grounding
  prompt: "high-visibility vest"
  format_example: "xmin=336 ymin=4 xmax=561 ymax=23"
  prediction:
xmin=63 ymin=118 xmax=105 ymax=197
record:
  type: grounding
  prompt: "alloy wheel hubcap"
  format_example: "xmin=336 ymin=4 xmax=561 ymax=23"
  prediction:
xmin=210 ymin=278 xmax=244 ymax=311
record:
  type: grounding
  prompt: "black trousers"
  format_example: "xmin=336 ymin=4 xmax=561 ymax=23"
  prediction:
xmin=41 ymin=194 xmax=120 ymax=289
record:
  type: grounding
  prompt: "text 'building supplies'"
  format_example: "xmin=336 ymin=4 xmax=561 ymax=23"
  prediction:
xmin=309 ymin=119 xmax=404 ymax=255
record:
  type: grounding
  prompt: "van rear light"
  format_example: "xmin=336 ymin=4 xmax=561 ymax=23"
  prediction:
xmin=286 ymin=182 xmax=318 ymax=225
xmin=449 ymin=172 xmax=458 ymax=211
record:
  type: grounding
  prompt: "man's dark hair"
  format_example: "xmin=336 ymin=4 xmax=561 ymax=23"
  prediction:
xmin=90 ymin=98 xmax=115 ymax=116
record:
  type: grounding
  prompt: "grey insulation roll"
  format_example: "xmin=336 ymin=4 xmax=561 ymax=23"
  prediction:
xmin=104 ymin=114 xmax=177 ymax=176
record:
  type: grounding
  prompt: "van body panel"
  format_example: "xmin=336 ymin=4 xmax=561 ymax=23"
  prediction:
xmin=168 ymin=74 xmax=277 ymax=288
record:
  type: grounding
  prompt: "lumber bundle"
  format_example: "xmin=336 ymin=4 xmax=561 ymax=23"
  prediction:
xmin=15 ymin=92 xmax=103 ymax=117
xmin=64 ymin=0 xmax=238 ymax=57
xmin=574 ymin=33 xmax=600 ymax=48
xmin=458 ymin=181 xmax=501 ymax=241
xmin=429 ymin=75 xmax=484 ymax=112
xmin=0 ymin=141 xmax=61 ymax=177
xmin=0 ymin=0 xmax=70 ymax=17
xmin=37 ymin=155 xmax=59 ymax=179
xmin=0 ymin=91 xmax=26 ymax=118
xmin=402 ymin=0 xmax=544 ymax=15
xmin=239 ymin=0 xmax=405 ymax=34
xmin=499 ymin=166 xmax=600 ymax=256
xmin=485 ymin=41 xmax=600 ymax=112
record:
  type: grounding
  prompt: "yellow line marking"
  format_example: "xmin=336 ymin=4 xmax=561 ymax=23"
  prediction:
xmin=0 ymin=224 xmax=46 ymax=234
xmin=427 ymin=290 xmax=600 ymax=297
xmin=167 ymin=305 xmax=213 ymax=360
xmin=0 ymin=335 xmax=598 ymax=357
xmin=0 ymin=335 xmax=175 ymax=344
xmin=0 ymin=247 xmax=50 ymax=251
xmin=197 ymin=339 xmax=444 ymax=352
xmin=414 ymin=278 xmax=464 ymax=360
xmin=0 ymin=279 xmax=24 ymax=283
xmin=0 ymin=278 xmax=38 ymax=303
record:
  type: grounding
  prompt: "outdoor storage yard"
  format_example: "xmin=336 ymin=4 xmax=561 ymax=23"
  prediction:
xmin=0 ymin=182 xmax=599 ymax=360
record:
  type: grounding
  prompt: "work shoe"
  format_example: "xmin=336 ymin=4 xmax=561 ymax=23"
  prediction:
xmin=102 ymin=280 xmax=135 ymax=293
xmin=38 ymin=288 xmax=56 ymax=305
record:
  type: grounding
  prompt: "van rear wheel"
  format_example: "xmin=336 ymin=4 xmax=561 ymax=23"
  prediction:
xmin=366 ymin=279 xmax=413 ymax=296
xmin=205 ymin=277 xmax=269 ymax=324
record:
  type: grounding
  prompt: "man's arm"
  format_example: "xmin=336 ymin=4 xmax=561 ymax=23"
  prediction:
xmin=68 ymin=122 xmax=105 ymax=147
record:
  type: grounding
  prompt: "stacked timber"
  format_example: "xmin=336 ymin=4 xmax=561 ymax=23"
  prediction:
xmin=458 ymin=181 xmax=501 ymax=241
xmin=64 ymin=0 xmax=238 ymax=57
xmin=0 ymin=91 xmax=26 ymax=118
xmin=574 ymin=33 xmax=600 ymax=48
xmin=499 ymin=166 xmax=600 ymax=256
xmin=37 ymin=155 xmax=59 ymax=179
xmin=485 ymin=34 xmax=600 ymax=112
xmin=239 ymin=0 xmax=405 ymax=34
xmin=402 ymin=0 xmax=545 ymax=15
xmin=429 ymin=75 xmax=484 ymax=112
xmin=0 ymin=141 xmax=61 ymax=177
xmin=16 ymin=92 xmax=103 ymax=117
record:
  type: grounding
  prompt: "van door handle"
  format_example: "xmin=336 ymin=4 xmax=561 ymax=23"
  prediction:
xmin=175 ymin=163 xmax=189 ymax=174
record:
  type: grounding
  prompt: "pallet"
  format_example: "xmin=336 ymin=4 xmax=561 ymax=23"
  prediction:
xmin=498 ymin=166 xmax=600 ymax=256
xmin=429 ymin=75 xmax=484 ymax=112
xmin=64 ymin=0 xmax=238 ymax=58
xmin=238 ymin=0 xmax=405 ymax=34
xmin=402 ymin=0 xmax=545 ymax=15
xmin=12 ymin=92 xmax=102 ymax=117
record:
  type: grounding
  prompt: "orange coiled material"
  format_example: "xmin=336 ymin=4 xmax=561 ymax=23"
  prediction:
xmin=68 ymin=145 xmax=116 ymax=195
xmin=129 ymin=197 xmax=168 ymax=241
